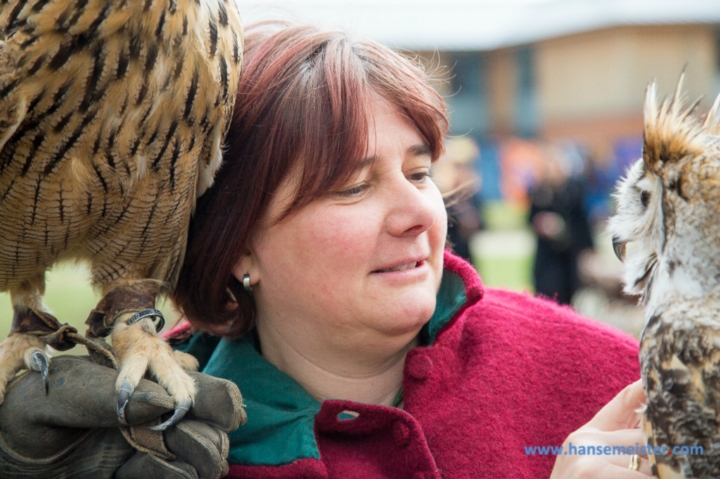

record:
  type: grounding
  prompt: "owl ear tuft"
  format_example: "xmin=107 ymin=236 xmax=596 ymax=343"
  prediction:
xmin=643 ymin=73 xmax=704 ymax=173
xmin=703 ymin=92 xmax=720 ymax=135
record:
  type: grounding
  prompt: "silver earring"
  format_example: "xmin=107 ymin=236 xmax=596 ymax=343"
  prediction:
xmin=243 ymin=273 xmax=252 ymax=292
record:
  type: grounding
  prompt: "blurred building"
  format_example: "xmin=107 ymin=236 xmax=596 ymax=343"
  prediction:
xmin=417 ymin=3 xmax=719 ymax=210
xmin=432 ymin=23 xmax=718 ymax=148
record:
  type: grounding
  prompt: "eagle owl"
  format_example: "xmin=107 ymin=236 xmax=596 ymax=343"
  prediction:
xmin=0 ymin=0 xmax=242 ymax=430
xmin=609 ymin=76 xmax=720 ymax=478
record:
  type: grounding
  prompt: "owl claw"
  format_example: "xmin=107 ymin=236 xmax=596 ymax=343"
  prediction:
xmin=29 ymin=350 xmax=49 ymax=395
xmin=116 ymin=378 xmax=134 ymax=426
xmin=147 ymin=397 xmax=192 ymax=431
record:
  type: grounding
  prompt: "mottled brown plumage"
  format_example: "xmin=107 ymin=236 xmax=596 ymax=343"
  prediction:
xmin=610 ymin=76 xmax=720 ymax=478
xmin=0 ymin=0 xmax=242 ymax=429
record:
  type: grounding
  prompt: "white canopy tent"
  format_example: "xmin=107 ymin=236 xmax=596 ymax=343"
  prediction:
xmin=235 ymin=0 xmax=720 ymax=51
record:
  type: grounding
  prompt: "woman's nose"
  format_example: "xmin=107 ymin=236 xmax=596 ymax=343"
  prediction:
xmin=385 ymin=177 xmax=439 ymax=237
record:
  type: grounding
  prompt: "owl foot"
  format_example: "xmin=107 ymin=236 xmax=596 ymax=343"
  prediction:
xmin=0 ymin=305 xmax=80 ymax=403
xmin=112 ymin=309 xmax=198 ymax=430
xmin=0 ymin=334 xmax=49 ymax=404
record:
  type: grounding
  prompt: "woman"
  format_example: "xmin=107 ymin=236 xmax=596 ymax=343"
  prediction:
xmin=170 ymin=21 xmax=647 ymax=478
xmin=0 ymin=21 xmax=648 ymax=479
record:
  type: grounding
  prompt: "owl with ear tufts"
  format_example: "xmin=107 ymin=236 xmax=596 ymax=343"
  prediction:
xmin=609 ymin=75 xmax=720 ymax=478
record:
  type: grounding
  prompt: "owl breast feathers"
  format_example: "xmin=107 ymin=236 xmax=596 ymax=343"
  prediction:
xmin=609 ymin=76 xmax=720 ymax=478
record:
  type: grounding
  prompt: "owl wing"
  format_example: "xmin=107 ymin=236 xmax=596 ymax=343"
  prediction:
xmin=641 ymin=306 xmax=720 ymax=479
xmin=0 ymin=0 xmax=242 ymax=287
xmin=0 ymin=0 xmax=242 ymax=192
xmin=0 ymin=3 xmax=30 ymax=167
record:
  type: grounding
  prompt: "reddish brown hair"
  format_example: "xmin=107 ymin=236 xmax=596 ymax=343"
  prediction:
xmin=173 ymin=21 xmax=448 ymax=337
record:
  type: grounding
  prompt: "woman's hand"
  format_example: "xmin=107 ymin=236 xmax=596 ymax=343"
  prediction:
xmin=0 ymin=355 xmax=246 ymax=479
xmin=550 ymin=380 xmax=652 ymax=478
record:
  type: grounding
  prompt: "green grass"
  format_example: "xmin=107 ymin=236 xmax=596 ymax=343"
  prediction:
xmin=471 ymin=200 xmax=535 ymax=292
xmin=475 ymin=255 xmax=533 ymax=292
xmin=0 ymin=263 xmax=180 ymax=349
xmin=482 ymin=201 xmax=529 ymax=231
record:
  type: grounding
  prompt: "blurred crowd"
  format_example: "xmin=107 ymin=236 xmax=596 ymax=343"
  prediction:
xmin=435 ymin=135 xmax=645 ymax=337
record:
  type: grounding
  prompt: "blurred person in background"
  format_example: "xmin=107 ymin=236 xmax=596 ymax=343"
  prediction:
xmin=432 ymin=137 xmax=484 ymax=263
xmin=529 ymin=143 xmax=595 ymax=305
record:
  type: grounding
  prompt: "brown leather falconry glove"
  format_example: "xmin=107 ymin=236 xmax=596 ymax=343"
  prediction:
xmin=0 ymin=356 xmax=246 ymax=479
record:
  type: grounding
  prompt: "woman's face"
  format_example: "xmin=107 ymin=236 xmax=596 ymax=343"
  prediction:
xmin=238 ymin=98 xmax=447 ymax=352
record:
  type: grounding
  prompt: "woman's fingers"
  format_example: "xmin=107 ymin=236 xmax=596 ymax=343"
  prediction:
xmin=585 ymin=380 xmax=645 ymax=432
xmin=551 ymin=381 xmax=653 ymax=478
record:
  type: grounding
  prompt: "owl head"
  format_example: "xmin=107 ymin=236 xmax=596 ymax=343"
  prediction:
xmin=608 ymin=75 xmax=720 ymax=310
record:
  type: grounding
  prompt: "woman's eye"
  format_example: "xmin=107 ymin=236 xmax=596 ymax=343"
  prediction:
xmin=640 ymin=191 xmax=650 ymax=208
xmin=408 ymin=170 xmax=432 ymax=183
xmin=337 ymin=184 xmax=368 ymax=198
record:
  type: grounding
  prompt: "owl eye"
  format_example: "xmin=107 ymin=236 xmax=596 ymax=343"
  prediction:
xmin=640 ymin=191 xmax=650 ymax=208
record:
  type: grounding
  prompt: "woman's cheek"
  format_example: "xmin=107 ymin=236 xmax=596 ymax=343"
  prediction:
xmin=308 ymin=207 xmax=378 ymax=260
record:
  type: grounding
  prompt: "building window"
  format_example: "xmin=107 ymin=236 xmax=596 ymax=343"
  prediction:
xmin=515 ymin=45 xmax=537 ymax=138
xmin=447 ymin=52 xmax=487 ymax=138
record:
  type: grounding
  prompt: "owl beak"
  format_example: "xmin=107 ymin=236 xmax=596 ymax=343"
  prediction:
xmin=612 ymin=236 xmax=627 ymax=262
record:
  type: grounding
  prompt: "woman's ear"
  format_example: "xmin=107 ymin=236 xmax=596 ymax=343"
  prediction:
xmin=232 ymin=249 xmax=260 ymax=288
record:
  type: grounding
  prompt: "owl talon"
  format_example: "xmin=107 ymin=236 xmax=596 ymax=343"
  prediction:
xmin=29 ymin=350 xmax=49 ymax=395
xmin=147 ymin=397 xmax=192 ymax=431
xmin=116 ymin=377 xmax=134 ymax=426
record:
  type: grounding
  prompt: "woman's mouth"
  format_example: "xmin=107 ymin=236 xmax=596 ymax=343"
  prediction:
xmin=373 ymin=260 xmax=424 ymax=273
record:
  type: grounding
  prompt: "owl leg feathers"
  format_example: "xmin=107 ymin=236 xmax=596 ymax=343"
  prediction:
xmin=0 ymin=274 xmax=78 ymax=404
xmin=87 ymin=280 xmax=198 ymax=431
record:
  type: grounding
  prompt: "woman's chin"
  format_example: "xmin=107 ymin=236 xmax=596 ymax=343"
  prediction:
xmin=376 ymin=298 xmax=437 ymax=337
